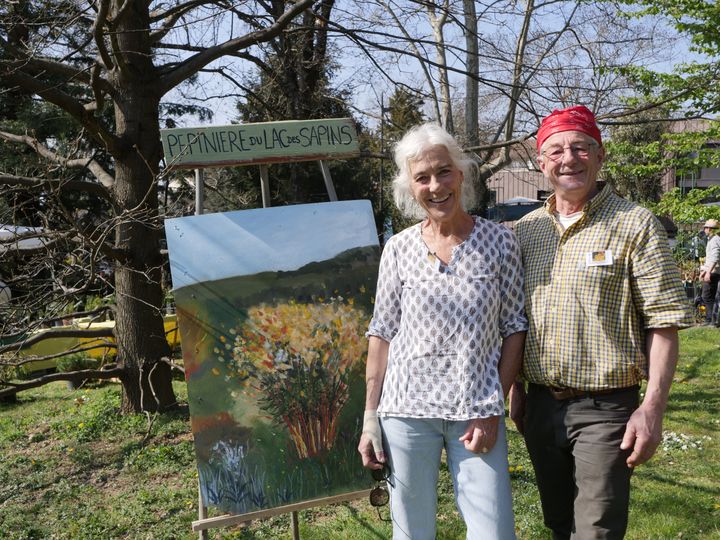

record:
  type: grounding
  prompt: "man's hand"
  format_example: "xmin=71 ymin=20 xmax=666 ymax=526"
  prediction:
xmin=358 ymin=410 xmax=385 ymax=469
xmin=509 ymin=382 xmax=527 ymax=436
xmin=700 ymin=269 xmax=711 ymax=283
xmin=459 ymin=415 xmax=500 ymax=454
xmin=620 ymin=403 xmax=664 ymax=468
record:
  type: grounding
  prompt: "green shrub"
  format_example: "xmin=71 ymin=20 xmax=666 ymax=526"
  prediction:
xmin=55 ymin=354 xmax=99 ymax=373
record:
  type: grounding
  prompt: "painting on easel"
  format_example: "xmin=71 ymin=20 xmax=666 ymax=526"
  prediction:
xmin=165 ymin=200 xmax=379 ymax=516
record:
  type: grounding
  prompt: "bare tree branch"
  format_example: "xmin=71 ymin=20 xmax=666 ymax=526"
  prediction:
xmin=0 ymin=131 xmax=115 ymax=189
xmin=157 ymin=0 xmax=315 ymax=93
xmin=0 ymin=71 xmax=122 ymax=153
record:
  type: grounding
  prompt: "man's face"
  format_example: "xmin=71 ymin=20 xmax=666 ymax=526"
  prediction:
xmin=538 ymin=131 xmax=605 ymax=202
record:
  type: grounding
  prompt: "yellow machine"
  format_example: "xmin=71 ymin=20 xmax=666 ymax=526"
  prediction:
xmin=10 ymin=315 xmax=180 ymax=374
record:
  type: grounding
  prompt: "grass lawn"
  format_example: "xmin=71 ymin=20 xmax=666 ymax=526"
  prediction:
xmin=1 ymin=326 xmax=718 ymax=539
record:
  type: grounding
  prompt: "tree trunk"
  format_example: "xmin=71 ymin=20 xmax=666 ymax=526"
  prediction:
xmin=428 ymin=2 xmax=453 ymax=134
xmin=463 ymin=0 xmax=479 ymax=147
xmin=111 ymin=0 xmax=176 ymax=413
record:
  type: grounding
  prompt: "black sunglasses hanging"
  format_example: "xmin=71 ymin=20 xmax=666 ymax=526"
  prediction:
xmin=369 ymin=464 xmax=392 ymax=522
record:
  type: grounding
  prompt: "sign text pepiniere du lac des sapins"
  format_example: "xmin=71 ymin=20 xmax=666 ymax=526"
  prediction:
xmin=160 ymin=118 xmax=360 ymax=169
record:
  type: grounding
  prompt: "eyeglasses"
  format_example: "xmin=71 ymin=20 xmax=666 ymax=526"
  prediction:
xmin=369 ymin=464 xmax=392 ymax=522
xmin=541 ymin=142 xmax=598 ymax=162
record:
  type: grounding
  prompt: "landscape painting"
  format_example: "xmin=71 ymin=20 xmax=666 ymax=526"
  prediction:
xmin=164 ymin=200 xmax=379 ymax=517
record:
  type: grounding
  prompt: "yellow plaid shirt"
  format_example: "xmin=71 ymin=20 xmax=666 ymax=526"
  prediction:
xmin=516 ymin=185 xmax=693 ymax=390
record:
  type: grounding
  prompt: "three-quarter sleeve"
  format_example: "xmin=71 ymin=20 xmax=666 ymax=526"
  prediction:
xmin=630 ymin=213 xmax=693 ymax=329
xmin=367 ymin=238 xmax=403 ymax=342
xmin=498 ymin=228 xmax=529 ymax=338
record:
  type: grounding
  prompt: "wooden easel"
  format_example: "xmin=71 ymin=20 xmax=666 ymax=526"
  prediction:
xmin=160 ymin=118 xmax=367 ymax=539
xmin=192 ymin=159 xmax=366 ymax=540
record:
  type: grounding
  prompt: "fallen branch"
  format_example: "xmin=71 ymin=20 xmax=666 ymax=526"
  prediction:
xmin=0 ymin=366 xmax=124 ymax=398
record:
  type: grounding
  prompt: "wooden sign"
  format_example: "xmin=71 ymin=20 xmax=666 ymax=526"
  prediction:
xmin=160 ymin=118 xmax=359 ymax=169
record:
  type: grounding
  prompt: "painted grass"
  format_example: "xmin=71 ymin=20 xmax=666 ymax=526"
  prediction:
xmin=0 ymin=326 xmax=717 ymax=539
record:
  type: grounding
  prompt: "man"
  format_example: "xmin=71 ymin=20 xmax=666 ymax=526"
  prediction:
xmin=510 ymin=105 xmax=693 ymax=540
xmin=699 ymin=218 xmax=720 ymax=326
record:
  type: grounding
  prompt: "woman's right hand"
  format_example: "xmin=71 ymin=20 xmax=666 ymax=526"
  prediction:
xmin=358 ymin=409 xmax=386 ymax=469
xmin=459 ymin=415 xmax=500 ymax=454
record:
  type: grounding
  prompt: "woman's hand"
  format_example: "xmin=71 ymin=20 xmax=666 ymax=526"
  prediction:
xmin=358 ymin=409 xmax=386 ymax=469
xmin=458 ymin=415 xmax=500 ymax=454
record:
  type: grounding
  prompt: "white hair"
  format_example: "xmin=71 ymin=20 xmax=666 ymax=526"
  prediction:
xmin=392 ymin=123 xmax=478 ymax=220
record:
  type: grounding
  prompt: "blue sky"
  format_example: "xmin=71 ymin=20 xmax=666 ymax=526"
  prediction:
xmin=165 ymin=200 xmax=378 ymax=290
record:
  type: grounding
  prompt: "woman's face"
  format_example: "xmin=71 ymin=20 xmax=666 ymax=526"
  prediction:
xmin=409 ymin=145 xmax=464 ymax=223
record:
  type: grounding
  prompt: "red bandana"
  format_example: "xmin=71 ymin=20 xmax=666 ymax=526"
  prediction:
xmin=536 ymin=105 xmax=602 ymax=152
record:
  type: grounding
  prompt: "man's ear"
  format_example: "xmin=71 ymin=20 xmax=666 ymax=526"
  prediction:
xmin=537 ymin=155 xmax=546 ymax=174
xmin=597 ymin=145 xmax=606 ymax=164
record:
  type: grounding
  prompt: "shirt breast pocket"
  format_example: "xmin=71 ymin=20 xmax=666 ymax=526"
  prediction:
xmin=582 ymin=264 xmax=621 ymax=295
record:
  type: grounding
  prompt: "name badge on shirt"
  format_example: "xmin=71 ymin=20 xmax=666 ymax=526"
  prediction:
xmin=585 ymin=249 xmax=613 ymax=267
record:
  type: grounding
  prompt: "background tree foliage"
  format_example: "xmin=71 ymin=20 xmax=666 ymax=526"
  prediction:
xmin=603 ymin=108 xmax=671 ymax=203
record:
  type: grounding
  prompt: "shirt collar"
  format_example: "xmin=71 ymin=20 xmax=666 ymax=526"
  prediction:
xmin=543 ymin=183 xmax=613 ymax=217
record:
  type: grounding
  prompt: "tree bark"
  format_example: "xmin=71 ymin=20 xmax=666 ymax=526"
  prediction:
xmin=110 ymin=0 xmax=176 ymax=413
xmin=428 ymin=1 xmax=453 ymax=133
xmin=463 ymin=0 xmax=479 ymax=147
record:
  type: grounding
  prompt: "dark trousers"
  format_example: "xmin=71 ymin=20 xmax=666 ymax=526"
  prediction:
xmin=701 ymin=273 xmax=720 ymax=323
xmin=523 ymin=384 xmax=639 ymax=540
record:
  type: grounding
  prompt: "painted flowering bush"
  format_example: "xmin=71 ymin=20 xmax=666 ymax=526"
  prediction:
xmin=217 ymin=297 xmax=369 ymax=459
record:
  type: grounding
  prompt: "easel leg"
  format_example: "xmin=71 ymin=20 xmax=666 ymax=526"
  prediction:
xmin=198 ymin=481 xmax=209 ymax=540
xmin=292 ymin=510 xmax=300 ymax=539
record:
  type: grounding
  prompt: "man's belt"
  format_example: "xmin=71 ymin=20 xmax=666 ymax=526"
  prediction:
xmin=529 ymin=383 xmax=640 ymax=401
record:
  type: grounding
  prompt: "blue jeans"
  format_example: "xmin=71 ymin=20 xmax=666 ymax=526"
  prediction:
xmin=380 ymin=416 xmax=516 ymax=540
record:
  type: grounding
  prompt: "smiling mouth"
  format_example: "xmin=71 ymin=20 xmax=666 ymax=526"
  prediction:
xmin=428 ymin=194 xmax=451 ymax=204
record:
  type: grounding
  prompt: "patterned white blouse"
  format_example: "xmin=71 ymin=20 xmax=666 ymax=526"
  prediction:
xmin=367 ymin=216 xmax=528 ymax=420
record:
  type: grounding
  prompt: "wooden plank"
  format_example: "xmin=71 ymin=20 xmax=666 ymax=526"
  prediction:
xmin=191 ymin=489 xmax=371 ymax=532
xmin=161 ymin=118 xmax=359 ymax=170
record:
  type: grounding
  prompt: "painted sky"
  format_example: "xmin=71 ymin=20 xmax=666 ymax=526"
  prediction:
xmin=165 ymin=200 xmax=378 ymax=290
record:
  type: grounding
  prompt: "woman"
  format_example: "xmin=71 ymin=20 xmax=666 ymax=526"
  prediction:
xmin=358 ymin=123 xmax=527 ymax=539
